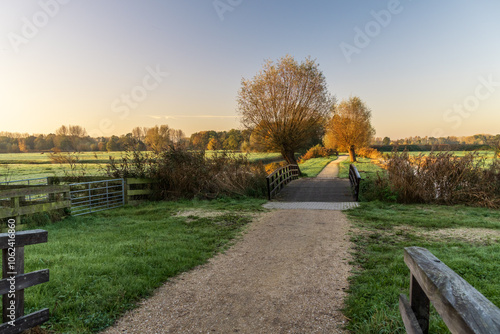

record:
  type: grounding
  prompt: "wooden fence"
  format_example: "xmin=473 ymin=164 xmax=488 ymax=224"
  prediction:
xmin=0 ymin=229 xmax=50 ymax=334
xmin=0 ymin=177 xmax=159 ymax=224
xmin=399 ymin=247 xmax=500 ymax=334
xmin=266 ymin=164 xmax=299 ymax=200
xmin=125 ymin=178 xmax=156 ymax=205
xmin=0 ymin=185 xmax=70 ymax=224
xmin=348 ymin=164 xmax=361 ymax=201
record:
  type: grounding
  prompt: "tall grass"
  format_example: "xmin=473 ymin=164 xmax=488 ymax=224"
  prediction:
xmin=384 ymin=151 xmax=500 ymax=208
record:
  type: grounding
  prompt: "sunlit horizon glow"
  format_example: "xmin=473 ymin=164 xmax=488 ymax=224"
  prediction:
xmin=1 ymin=0 xmax=499 ymax=139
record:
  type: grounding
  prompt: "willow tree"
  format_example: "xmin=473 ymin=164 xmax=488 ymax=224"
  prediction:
xmin=325 ymin=96 xmax=375 ymax=162
xmin=237 ymin=55 xmax=334 ymax=170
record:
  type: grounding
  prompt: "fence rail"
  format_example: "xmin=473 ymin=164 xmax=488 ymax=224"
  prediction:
xmin=0 ymin=185 xmax=70 ymax=223
xmin=348 ymin=164 xmax=361 ymax=201
xmin=266 ymin=164 xmax=299 ymax=200
xmin=399 ymin=247 xmax=500 ymax=334
xmin=0 ymin=229 xmax=50 ymax=334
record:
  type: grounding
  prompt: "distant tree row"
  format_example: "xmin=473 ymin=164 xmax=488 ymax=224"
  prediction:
xmin=0 ymin=126 xmax=262 ymax=153
xmin=372 ymin=134 xmax=500 ymax=147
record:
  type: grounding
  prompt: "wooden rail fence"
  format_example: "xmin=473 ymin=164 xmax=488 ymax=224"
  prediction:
xmin=348 ymin=164 xmax=361 ymax=201
xmin=0 ymin=185 xmax=70 ymax=224
xmin=266 ymin=164 xmax=299 ymax=200
xmin=125 ymin=178 xmax=156 ymax=205
xmin=0 ymin=229 xmax=50 ymax=334
xmin=400 ymin=247 xmax=500 ymax=334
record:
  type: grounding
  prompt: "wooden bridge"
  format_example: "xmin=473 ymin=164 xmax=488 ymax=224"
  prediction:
xmin=264 ymin=156 xmax=359 ymax=210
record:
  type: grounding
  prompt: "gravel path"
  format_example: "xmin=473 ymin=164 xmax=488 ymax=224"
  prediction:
xmin=102 ymin=209 xmax=353 ymax=333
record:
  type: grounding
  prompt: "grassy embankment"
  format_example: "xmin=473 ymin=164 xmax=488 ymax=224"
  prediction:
xmin=2 ymin=198 xmax=266 ymax=334
xmin=338 ymin=155 xmax=500 ymax=333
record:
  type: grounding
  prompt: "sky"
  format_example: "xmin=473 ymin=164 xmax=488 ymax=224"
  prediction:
xmin=0 ymin=0 xmax=499 ymax=139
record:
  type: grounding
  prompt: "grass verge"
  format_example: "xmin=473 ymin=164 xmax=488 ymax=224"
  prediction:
xmin=344 ymin=201 xmax=500 ymax=333
xmin=338 ymin=157 xmax=384 ymax=179
xmin=299 ymin=156 xmax=338 ymax=177
xmin=5 ymin=197 xmax=266 ymax=334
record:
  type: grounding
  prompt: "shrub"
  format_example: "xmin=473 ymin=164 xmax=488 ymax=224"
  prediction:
xmin=106 ymin=148 xmax=267 ymax=199
xmin=264 ymin=161 xmax=288 ymax=174
xmin=358 ymin=173 xmax=398 ymax=202
xmin=299 ymin=145 xmax=336 ymax=163
xmin=357 ymin=147 xmax=382 ymax=159
xmin=384 ymin=151 xmax=500 ymax=208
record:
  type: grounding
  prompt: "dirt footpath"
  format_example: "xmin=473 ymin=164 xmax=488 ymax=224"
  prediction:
xmin=102 ymin=209 xmax=353 ymax=334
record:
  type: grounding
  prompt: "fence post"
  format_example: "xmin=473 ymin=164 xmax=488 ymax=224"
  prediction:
xmin=266 ymin=177 xmax=271 ymax=200
xmin=10 ymin=196 xmax=21 ymax=225
xmin=410 ymin=274 xmax=430 ymax=333
xmin=0 ymin=229 xmax=50 ymax=333
xmin=2 ymin=246 xmax=25 ymax=321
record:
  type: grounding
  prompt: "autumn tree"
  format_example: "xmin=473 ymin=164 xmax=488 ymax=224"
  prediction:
xmin=237 ymin=55 xmax=334 ymax=169
xmin=325 ymin=96 xmax=375 ymax=162
xmin=144 ymin=125 xmax=171 ymax=153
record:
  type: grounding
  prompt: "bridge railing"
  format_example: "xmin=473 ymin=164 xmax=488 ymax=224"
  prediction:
xmin=266 ymin=164 xmax=299 ymax=200
xmin=349 ymin=164 xmax=361 ymax=201
xmin=400 ymin=247 xmax=500 ymax=334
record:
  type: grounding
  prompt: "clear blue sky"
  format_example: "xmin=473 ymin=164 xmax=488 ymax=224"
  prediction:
xmin=1 ymin=0 xmax=499 ymax=139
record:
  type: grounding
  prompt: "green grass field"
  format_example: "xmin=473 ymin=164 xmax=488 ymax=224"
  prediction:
xmin=344 ymin=201 xmax=500 ymax=333
xmin=6 ymin=198 xmax=266 ymax=334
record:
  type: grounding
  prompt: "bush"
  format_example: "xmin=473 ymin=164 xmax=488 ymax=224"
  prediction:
xmin=358 ymin=173 xmax=398 ymax=202
xmin=106 ymin=148 xmax=267 ymax=199
xmin=299 ymin=145 xmax=336 ymax=163
xmin=357 ymin=147 xmax=382 ymax=159
xmin=384 ymin=151 xmax=500 ymax=208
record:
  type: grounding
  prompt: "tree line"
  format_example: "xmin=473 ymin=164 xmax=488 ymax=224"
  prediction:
xmin=0 ymin=126 xmax=257 ymax=153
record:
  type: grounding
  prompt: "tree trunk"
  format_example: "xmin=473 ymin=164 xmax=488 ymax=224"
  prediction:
xmin=281 ymin=150 xmax=302 ymax=174
xmin=349 ymin=145 xmax=357 ymax=162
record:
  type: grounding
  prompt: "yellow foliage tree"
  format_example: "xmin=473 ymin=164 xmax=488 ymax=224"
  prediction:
xmin=325 ymin=96 xmax=375 ymax=162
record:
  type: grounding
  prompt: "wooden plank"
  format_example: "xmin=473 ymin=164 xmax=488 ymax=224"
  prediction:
xmin=399 ymin=294 xmax=424 ymax=334
xmin=0 ymin=185 xmax=70 ymax=198
xmin=127 ymin=189 xmax=152 ymax=196
xmin=0 ymin=270 xmax=49 ymax=295
xmin=0 ymin=308 xmax=49 ymax=334
xmin=404 ymin=247 xmax=500 ymax=334
xmin=0 ymin=200 xmax=70 ymax=219
xmin=0 ymin=230 xmax=48 ymax=249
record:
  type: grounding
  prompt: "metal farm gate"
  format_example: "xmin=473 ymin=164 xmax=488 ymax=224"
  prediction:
xmin=69 ymin=179 xmax=125 ymax=216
